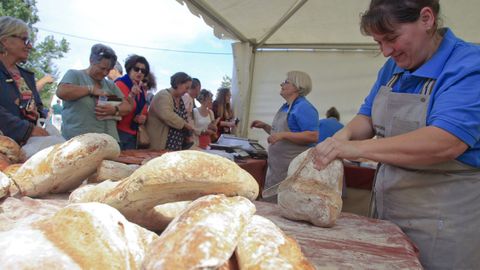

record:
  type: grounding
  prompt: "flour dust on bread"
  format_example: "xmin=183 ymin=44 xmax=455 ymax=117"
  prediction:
xmin=0 ymin=171 xmax=11 ymax=199
xmin=278 ymin=149 xmax=343 ymax=227
xmin=100 ymin=150 xmax=259 ymax=223
xmin=88 ymin=160 xmax=138 ymax=183
xmin=0 ymin=202 xmax=158 ymax=269
xmin=142 ymin=194 xmax=256 ymax=269
xmin=236 ymin=215 xmax=315 ymax=270
xmin=11 ymin=133 xmax=120 ymax=197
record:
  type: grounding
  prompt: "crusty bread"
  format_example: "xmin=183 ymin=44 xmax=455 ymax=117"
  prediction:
xmin=236 ymin=215 xmax=315 ymax=270
xmin=136 ymin=201 xmax=192 ymax=232
xmin=99 ymin=150 xmax=259 ymax=222
xmin=0 ymin=202 xmax=158 ymax=269
xmin=2 ymin=163 xmax=21 ymax=178
xmin=142 ymin=194 xmax=256 ymax=269
xmin=0 ymin=135 xmax=24 ymax=163
xmin=278 ymin=149 xmax=343 ymax=227
xmin=0 ymin=171 xmax=11 ymax=199
xmin=69 ymin=180 xmax=120 ymax=203
xmin=11 ymin=133 xmax=120 ymax=197
xmin=0 ymin=153 xmax=10 ymax=171
xmin=88 ymin=160 xmax=139 ymax=183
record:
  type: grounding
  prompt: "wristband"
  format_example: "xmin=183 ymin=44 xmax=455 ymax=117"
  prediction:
xmin=114 ymin=105 xmax=120 ymax=116
xmin=88 ymin=85 xmax=93 ymax=95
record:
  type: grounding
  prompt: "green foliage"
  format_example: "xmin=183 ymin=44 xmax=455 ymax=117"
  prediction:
xmin=1 ymin=0 xmax=70 ymax=106
xmin=220 ymin=74 xmax=231 ymax=88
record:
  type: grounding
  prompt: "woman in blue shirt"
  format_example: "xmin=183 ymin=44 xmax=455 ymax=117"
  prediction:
xmin=313 ymin=1 xmax=480 ymax=269
xmin=251 ymin=70 xmax=319 ymax=202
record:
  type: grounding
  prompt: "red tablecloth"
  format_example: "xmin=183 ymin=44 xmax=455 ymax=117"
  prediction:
xmin=255 ymin=201 xmax=422 ymax=269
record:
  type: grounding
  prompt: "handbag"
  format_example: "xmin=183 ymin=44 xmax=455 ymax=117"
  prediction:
xmin=136 ymin=124 xmax=150 ymax=148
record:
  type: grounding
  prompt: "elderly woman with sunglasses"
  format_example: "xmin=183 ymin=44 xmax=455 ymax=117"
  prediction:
xmin=114 ymin=54 xmax=150 ymax=150
xmin=57 ymin=44 xmax=133 ymax=142
xmin=250 ymin=70 xmax=319 ymax=202
xmin=0 ymin=16 xmax=50 ymax=146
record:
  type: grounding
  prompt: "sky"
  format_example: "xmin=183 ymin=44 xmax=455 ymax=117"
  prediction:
xmin=35 ymin=0 xmax=235 ymax=93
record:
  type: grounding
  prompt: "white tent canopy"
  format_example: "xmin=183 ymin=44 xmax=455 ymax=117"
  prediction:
xmin=176 ymin=0 xmax=480 ymax=146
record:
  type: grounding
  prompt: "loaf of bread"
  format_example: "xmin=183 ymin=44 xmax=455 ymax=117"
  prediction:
xmin=0 ymin=202 xmax=158 ymax=269
xmin=99 ymin=150 xmax=259 ymax=222
xmin=11 ymin=133 xmax=120 ymax=197
xmin=0 ymin=172 xmax=11 ymax=199
xmin=236 ymin=215 xmax=315 ymax=269
xmin=69 ymin=180 xmax=120 ymax=203
xmin=278 ymin=149 xmax=343 ymax=227
xmin=0 ymin=153 xmax=10 ymax=171
xmin=0 ymin=135 xmax=25 ymax=163
xmin=135 ymin=201 xmax=192 ymax=232
xmin=142 ymin=194 xmax=256 ymax=269
xmin=88 ymin=160 xmax=139 ymax=183
xmin=2 ymin=163 xmax=21 ymax=178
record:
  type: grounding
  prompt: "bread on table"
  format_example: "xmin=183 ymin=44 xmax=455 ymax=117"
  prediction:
xmin=11 ymin=133 xmax=120 ymax=197
xmin=142 ymin=194 xmax=256 ymax=269
xmin=2 ymin=163 xmax=21 ymax=178
xmin=88 ymin=160 xmax=139 ymax=183
xmin=69 ymin=180 xmax=120 ymax=203
xmin=278 ymin=149 xmax=343 ymax=227
xmin=0 ymin=202 xmax=158 ymax=269
xmin=0 ymin=172 xmax=11 ymax=199
xmin=0 ymin=153 xmax=11 ymax=171
xmin=236 ymin=215 xmax=315 ymax=270
xmin=0 ymin=135 xmax=25 ymax=163
xmin=137 ymin=201 xmax=192 ymax=232
xmin=99 ymin=150 xmax=259 ymax=223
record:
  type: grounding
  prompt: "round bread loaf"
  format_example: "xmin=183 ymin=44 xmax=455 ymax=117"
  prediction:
xmin=0 ymin=136 xmax=24 ymax=163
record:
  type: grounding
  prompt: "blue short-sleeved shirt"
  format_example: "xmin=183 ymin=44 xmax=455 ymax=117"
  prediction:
xmin=279 ymin=96 xmax=319 ymax=146
xmin=318 ymin=118 xmax=344 ymax=143
xmin=359 ymin=28 xmax=480 ymax=168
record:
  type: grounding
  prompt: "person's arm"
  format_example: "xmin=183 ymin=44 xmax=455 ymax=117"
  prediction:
xmin=153 ymin=92 xmax=186 ymax=129
xmin=250 ymin=120 xmax=272 ymax=134
xmin=36 ymin=74 xmax=54 ymax=92
xmin=268 ymin=130 xmax=318 ymax=145
xmin=0 ymin=105 xmax=47 ymax=144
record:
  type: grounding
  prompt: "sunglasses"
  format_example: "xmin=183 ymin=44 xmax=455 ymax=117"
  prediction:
xmin=132 ymin=66 xmax=147 ymax=74
xmin=11 ymin=35 xmax=32 ymax=46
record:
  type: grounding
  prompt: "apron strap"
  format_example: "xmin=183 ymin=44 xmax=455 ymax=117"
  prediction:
xmin=386 ymin=74 xmax=401 ymax=88
xmin=421 ymin=78 xmax=436 ymax=96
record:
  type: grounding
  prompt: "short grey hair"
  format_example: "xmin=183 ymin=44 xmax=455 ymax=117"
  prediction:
xmin=113 ymin=61 xmax=123 ymax=74
xmin=0 ymin=16 xmax=29 ymax=53
xmin=89 ymin=43 xmax=117 ymax=69
xmin=287 ymin=70 xmax=312 ymax=96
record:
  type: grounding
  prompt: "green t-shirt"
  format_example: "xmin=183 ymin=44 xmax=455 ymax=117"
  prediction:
xmin=60 ymin=69 xmax=124 ymax=141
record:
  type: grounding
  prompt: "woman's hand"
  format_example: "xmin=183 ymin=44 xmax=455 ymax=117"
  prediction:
xmin=183 ymin=122 xmax=194 ymax=131
xmin=135 ymin=115 xmax=147 ymax=124
xmin=313 ymin=137 xmax=361 ymax=170
xmin=130 ymin=84 xmax=141 ymax=97
xmin=95 ymin=103 xmax=115 ymax=117
xmin=250 ymin=120 xmax=266 ymax=129
xmin=267 ymin=132 xmax=285 ymax=145
xmin=31 ymin=126 xmax=49 ymax=137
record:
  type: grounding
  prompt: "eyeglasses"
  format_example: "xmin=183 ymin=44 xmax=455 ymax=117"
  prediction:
xmin=132 ymin=66 xmax=147 ymax=74
xmin=281 ymin=79 xmax=291 ymax=85
xmin=11 ymin=35 xmax=32 ymax=46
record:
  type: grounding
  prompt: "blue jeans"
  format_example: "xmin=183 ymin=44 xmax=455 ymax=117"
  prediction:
xmin=118 ymin=130 xmax=137 ymax=150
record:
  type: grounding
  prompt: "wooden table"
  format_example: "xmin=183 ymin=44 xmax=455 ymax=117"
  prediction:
xmin=255 ymin=201 xmax=422 ymax=269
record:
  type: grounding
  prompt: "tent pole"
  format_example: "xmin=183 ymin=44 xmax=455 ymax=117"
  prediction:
xmin=240 ymin=47 xmax=257 ymax=138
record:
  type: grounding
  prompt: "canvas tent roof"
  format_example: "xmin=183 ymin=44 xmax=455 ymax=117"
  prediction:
xmin=176 ymin=0 xmax=480 ymax=145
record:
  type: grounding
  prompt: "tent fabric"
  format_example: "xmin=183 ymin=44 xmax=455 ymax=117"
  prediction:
xmin=176 ymin=0 xmax=480 ymax=146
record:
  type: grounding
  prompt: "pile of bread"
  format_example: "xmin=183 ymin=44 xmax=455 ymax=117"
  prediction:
xmin=0 ymin=133 xmax=332 ymax=269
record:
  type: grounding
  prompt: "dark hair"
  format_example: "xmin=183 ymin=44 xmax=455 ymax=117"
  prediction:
xmin=326 ymin=107 xmax=340 ymax=121
xmin=360 ymin=0 xmax=440 ymax=35
xmin=143 ymin=72 xmax=157 ymax=90
xmin=89 ymin=43 xmax=117 ymax=69
xmin=170 ymin=72 xmax=192 ymax=89
xmin=125 ymin=54 xmax=150 ymax=76
xmin=197 ymin=89 xmax=213 ymax=103
xmin=191 ymin=78 xmax=201 ymax=89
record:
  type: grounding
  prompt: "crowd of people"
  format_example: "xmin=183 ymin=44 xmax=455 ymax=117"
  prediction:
xmin=2 ymin=0 xmax=480 ymax=267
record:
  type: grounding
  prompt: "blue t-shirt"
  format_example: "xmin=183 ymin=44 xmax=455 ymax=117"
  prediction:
xmin=279 ymin=96 xmax=319 ymax=146
xmin=318 ymin=118 xmax=344 ymax=143
xmin=358 ymin=28 xmax=480 ymax=168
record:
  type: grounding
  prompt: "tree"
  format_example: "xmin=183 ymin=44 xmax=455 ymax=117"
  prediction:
xmin=1 ymin=0 xmax=69 ymax=107
xmin=220 ymin=74 xmax=231 ymax=88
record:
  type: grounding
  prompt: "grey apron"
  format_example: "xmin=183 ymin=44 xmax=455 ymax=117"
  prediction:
xmin=264 ymin=101 xmax=310 ymax=202
xmin=371 ymin=74 xmax=480 ymax=269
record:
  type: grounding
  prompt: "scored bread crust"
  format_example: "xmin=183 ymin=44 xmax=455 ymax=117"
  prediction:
xmin=12 ymin=133 xmax=120 ymax=197
xmin=100 ymin=150 xmax=259 ymax=222
xmin=0 ymin=202 xmax=158 ymax=270
xmin=142 ymin=194 xmax=256 ymax=269
xmin=278 ymin=149 xmax=343 ymax=227
xmin=0 ymin=136 xmax=24 ymax=163
xmin=236 ymin=215 xmax=315 ymax=270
